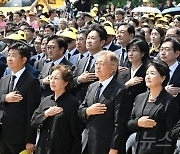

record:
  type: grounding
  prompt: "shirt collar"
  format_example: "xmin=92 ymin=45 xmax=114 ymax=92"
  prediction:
xmin=99 ymin=75 xmax=114 ymax=90
xmin=104 ymin=41 xmax=113 ymax=50
xmin=53 ymin=56 xmax=64 ymax=65
xmin=169 ymin=61 xmax=179 ymax=73
xmin=12 ymin=67 xmax=26 ymax=81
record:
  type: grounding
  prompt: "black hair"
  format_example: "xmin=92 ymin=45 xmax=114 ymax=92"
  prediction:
xmin=127 ymin=38 xmax=149 ymax=63
xmin=88 ymin=24 xmax=108 ymax=41
xmin=14 ymin=11 xmax=22 ymax=17
xmin=47 ymin=35 xmax=68 ymax=54
xmin=9 ymin=42 xmax=31 ymax=62
xmin=118 ymin=22 xmax=135 ymax=36
xmin=25 ymin=26 xmax=35 ymax=33
xmin=77 ymin=29 xmax=89 ymax=38
xmin=45 ymin=24 xmax=56 ymax=33
xmin=147 ymin=59 xmax=170 ymax=87
xmin=160 ymin=37 xmax=180 ymax=53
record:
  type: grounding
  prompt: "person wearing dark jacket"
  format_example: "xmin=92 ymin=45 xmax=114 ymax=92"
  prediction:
xmin=31 ymin=64 xmax=83 ymax=154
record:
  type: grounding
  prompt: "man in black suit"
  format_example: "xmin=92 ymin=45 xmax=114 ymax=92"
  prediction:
xmin=73 ymin=25 xmax=107 ymax=104
xmin=115 ymin=23 xmax=135 ymax=71
xmin=160 ymin=37 xmax=180 ymax=97
xmin=78 ymin=51 xmax=131 ymax=154
xmin=39 ymin=35 xmax=72 ymax=99
xmin=0 ymin=42 xmax=41 ymax=154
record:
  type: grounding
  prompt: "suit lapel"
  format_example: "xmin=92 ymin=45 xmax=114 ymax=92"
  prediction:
xmin=14 ymin=70 xmax=27 ymax=90
xmin=169 ymin=64 xmax=180 ymax=86
xmin=138 ymin=91 xmax=149 ymax=117
xmin=87 ymin=83 xmax=99 ymax=106
xmin=98 ymin=78 xmax=117 ymax=103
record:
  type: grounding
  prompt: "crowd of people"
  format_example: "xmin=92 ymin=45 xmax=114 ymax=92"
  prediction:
xmin=0 ymin=0 xmax=180 ymax=153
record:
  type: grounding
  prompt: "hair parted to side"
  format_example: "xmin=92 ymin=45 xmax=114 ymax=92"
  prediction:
xmin=97 ymin=50 xmax=119 ymax=67
xmin=50 ymin=64 xmax=73 ymax=91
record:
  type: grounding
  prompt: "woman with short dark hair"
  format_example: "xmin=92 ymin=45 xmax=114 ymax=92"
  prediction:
xmin=31 ymin=64 xmax=83 ymax=154
xmin=127 ymin=59 xmax=179 ymax=154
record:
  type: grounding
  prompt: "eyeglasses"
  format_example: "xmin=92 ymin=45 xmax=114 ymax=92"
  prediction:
xmin=47 ymin=46 xmax=58 ymax=50
xmin=159 ymin=47 xmax=174 ymax=52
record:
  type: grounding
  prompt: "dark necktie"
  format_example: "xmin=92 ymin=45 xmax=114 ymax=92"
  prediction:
xmin=85 ymin=56 xmax=93 ymax=72
xmin=49 ymin=62 xmax=55 ymax=75
xmin=120 ymin=48 xmax=126 ymax=66
xmin=9 ymin=75 xmax=17 ymax=92
xmin=94 ymin=83 xmax=103 ymax=103
xmin=67 ymin=53 xmax=71 ymax=60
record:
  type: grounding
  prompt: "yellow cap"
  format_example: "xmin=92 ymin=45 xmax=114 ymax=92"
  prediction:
xmin=142 ymin=14 xmax=149 ymax=19
xmin=104 ymin=26 xmax=116 ymax=36
xmin=67 ymin=27 xmax=77 ymax=33
xmin=92 ymin=7 xmax=98 ymax=12
xmin=102 ymin=21 xmax=113 ymax=28
xmin=85 ymin=12 xmax=93 ymax=18
xmin=158 ymin=17 xmax=168 ymax=23
xmin=149 ymin=12 xmax=155 ymax=17
xmin=155 ymin=14 xmax=163 ymax=19
xmin=19 ymin=150 xmax=28 ymax=154
xmin=39 ymin=15 xmax=49 ymax=24
xmin=60 ymin=30 xmax=76 ymax=40
xmin=99 ymin=17 xmax=106 ymax=22
xmin=164 ymin=14 xmax=171 ymax=18
xmin=3 ymin=30 xmax=26 ymax=43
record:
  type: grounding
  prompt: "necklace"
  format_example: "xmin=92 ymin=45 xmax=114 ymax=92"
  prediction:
xmin=149 ymin=93 xmax=159 ymax=102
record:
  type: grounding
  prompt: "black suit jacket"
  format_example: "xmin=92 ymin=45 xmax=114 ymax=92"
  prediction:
xmin=31 ymin=92 xmax=83 ymax=154
xmin=127 ymin=89 xmax=179 ymax=154
xmin=73 ymin=56 xmax=97 ymax=104
xmin=108 ymin=42 xmax=121 ymax=52
xmin=0 ymin=69 xmax=41 ymax=145
xmin=39 ymin=57 xmax=72 ymax=99
xmin=169 ymin=64 xmax=180 ymax=87
xmin=117 ymin=64 xmax=147 ymax=106
xmin=78 ymin=78 xmax=132 ymax=154
xmin=171 ymin=119 xmax=180 ymax=140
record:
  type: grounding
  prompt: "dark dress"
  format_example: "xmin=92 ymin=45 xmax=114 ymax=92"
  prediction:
xmin=127 ymin=89 xmax=179 ymax=154
xmin=31 ymin=92 xmax=83 ymax=154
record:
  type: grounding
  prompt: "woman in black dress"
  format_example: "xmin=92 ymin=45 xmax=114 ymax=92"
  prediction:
xmin=31 ymin=64 xmax=83 ymax=154
xmin=127 ymin=60 xmax=179 ymax=154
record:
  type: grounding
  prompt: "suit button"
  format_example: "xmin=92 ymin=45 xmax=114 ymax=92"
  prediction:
xmin=47 ymin=129 xmax=50 ymax=132
xmin=47 ymin=139 xmax=48 ymax=141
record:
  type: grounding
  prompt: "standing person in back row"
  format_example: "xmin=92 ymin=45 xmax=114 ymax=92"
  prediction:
xmin=0 ymin=42 xmax=41 ymax=154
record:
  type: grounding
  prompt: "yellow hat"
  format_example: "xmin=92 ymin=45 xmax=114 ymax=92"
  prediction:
xmin=39 ymin=15 xmax=49 ymax=24
xmin=92 ymin=7 xmax=98 ymax=12
xmin=3 ymin=30 xmax=26 ymax=43
xmin=155 ymin=14 xmax=163 ymax=19
xmin=149 ymin=12 xmax=155 ymax=17
xmin=85 ymin=12 xmax=93 ymax=18
xmin=99 ymin=17 xmax=106 ymax=22
xmin=158 ymin=17 xmax=168 ymax=23
xmin=142 ymin=14 xmax=149 ymax=19
xmin=102 ymin=21 xmax=113 ymax=28
xmin=162 ymin=25 xmax=169 ymax=30
xmin=104 ymin=26 xmax=115 ymax=36
xmin=141 ymin=22 xmax=149 ymax=27
xmin=164 ymin=14 xmax=171 ymax=18
xmin=67 ymin=27 xmax=77 ymax=33
xmin=19 ymin=150 xmax=28 ymax=154
xmin=60 ymin=30 xmax=76 ymax=40
xmin=149 ymin=17 xmax=155 ymax=21
xmin=155 ymin=24 xmax=163 ymax=28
